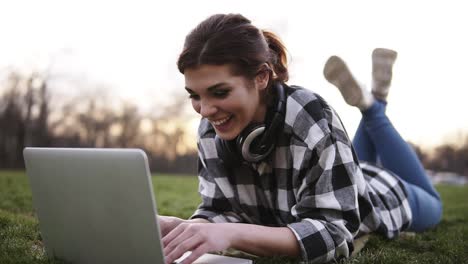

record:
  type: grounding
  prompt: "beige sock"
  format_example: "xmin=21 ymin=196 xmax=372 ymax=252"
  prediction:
xmin=372 ymin=48 xmax=398 ymax=101
xmin=324 ymin=55 xmax=374 ymax=110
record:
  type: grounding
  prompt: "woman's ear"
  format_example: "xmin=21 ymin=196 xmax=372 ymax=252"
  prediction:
xmin=255 ymin=63 xmax=271 ymax=91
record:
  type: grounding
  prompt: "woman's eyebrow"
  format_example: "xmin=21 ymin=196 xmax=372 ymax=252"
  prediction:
xmin=185 ymin=82 xmax=228 ymax=93
xmin=185 ymin=88 xmax=195 ymax=94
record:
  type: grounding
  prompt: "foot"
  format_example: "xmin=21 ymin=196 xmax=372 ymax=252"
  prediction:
xmin=323 ymin=55 xmax=374 ymax=110
xmin=372 ymin=48 xmax=398 ymax=101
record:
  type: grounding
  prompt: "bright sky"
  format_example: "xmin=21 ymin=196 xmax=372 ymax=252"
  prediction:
xmin=1 ymin=0 xmax=467 ymax=149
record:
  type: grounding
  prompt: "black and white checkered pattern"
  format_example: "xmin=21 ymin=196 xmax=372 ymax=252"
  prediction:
xmin=191 ymin=85 xmax=412 ymax=263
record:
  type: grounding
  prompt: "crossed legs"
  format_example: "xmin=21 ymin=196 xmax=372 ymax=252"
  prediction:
xmin=324 ymin=49 xmax=442 ymax=232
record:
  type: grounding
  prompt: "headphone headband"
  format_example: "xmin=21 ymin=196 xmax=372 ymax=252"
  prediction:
xmin=255 ymin=82 xmax=286 ymax=151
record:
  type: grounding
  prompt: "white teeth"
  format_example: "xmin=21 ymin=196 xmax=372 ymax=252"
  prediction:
xmin=211 ymin=116 xmax=230 ymax=126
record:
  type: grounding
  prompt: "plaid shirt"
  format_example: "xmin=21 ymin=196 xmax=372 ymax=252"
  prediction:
xmin=191 ymin=85 xmax=412 ymax=263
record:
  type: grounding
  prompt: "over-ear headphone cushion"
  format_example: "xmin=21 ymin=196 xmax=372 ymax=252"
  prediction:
xmin=215 ymin=123 xmax=268 ymax=166
xmin=235 ymin=123 xmax=265 ymax=154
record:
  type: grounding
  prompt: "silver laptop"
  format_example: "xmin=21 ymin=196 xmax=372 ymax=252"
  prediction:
xmin=23 ymin=148 xmax=252 ymax=264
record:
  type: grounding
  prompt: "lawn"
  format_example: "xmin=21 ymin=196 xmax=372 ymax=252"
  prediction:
xmin=0 ymin=170 xmax=467 ymax=264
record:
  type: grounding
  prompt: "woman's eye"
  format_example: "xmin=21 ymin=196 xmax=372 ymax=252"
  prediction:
xmin=189 ymin=94 xmax=200 ymax=100
xmin=213 ymin=90 xmax=229 ymax=98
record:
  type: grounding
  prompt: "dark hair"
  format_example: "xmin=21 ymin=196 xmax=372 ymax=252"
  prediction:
xmin=177 ymin=13 xmax=289 ymax=85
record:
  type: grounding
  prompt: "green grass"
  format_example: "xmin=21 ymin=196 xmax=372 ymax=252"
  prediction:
xmin=0 ymin=171 xmax=467 ymax=264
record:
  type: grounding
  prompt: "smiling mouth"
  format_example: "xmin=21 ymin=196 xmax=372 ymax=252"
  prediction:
xmin=210 ymin=116 xmax=232 ymax=126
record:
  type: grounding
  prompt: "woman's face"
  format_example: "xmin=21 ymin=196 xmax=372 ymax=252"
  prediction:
xmin=184 ymin=64 xmax=269 ymax=140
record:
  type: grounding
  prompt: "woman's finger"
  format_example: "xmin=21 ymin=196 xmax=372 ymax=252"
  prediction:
xmin=162 ymin=223 xmax=187 ymax=247
xmin=165 ymin=234 xmax=204 ymax=264
xmin=180 ymin=243 xmax=211 ymax=264
xmin=164 ymin=224 xmax=200 ymax=256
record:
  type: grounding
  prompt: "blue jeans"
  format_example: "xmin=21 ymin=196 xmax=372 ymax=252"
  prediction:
xmin=353 ymin=100 xmax=442 ymax=232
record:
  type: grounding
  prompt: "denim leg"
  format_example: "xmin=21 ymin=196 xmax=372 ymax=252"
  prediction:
xmin=360 ymin=100 xmax=442 ymax=231
xmin=353 ymin=119 xmax=377 ymax=163
xmin=360 ymin=100 xmax=440 ymax=199
xmin=400 ymin=179 xmax=443 ymax=232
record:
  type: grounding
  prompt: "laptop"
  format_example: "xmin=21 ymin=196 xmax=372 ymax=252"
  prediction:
xmin=23 ymin=148 xmax=252 ymax=264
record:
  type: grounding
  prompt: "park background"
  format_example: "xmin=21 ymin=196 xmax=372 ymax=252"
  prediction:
xmin=1 ymin=1 xmax=467 ymax=263
xmin=1 ymin=0 xmax=467 ymax=180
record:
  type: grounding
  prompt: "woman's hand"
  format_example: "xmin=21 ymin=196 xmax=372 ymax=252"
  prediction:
xmin=158 ymin=215 xmax=184 ymax=237
xmin=163 ymin=222 xmax=233 ymax=264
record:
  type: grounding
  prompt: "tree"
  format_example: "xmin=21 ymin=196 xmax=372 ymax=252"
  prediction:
xmin=0 ymin=69 xmax=196 ymax=174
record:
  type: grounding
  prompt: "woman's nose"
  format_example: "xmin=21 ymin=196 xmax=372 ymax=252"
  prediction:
xmin=199 ymin=99 xmax=218 ymax=117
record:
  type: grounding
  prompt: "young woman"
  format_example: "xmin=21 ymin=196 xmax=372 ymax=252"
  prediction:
xmin=159 ymin=14 xmax=442 ymax=264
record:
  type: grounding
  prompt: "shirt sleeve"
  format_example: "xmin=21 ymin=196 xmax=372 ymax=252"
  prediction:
xmin=287 ymin=125 xmax=362 ymax=263
xmin=189 ymin=119 xmax=244 ymax=224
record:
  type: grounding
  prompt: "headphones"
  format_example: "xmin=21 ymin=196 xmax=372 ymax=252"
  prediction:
xmin=215 ymin=82 xmax=286 ymax=167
